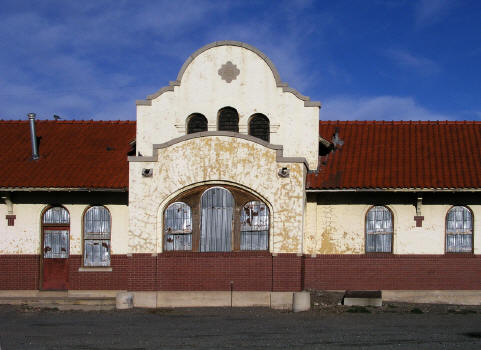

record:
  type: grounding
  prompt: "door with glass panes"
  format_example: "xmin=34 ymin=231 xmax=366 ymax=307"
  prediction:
xmin=41 ymin=206 xmax=70 ymax=290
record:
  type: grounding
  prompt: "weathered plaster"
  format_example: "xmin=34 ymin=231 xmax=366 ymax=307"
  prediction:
xmin=0 ymin=202 xmax=129 ymax=255
xmin=136 ymin=44 xmax=319 ymax=170
xmin=128 ymin=136 xmax=306 ymax=254
xmin=304 ymin=199 xmax=481 ymax=255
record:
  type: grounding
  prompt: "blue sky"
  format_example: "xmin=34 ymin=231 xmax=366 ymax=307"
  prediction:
xmin=0 ymin=0 xmax=480 ymax=121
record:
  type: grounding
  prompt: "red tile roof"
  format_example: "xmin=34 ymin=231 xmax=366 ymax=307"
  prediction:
xmin=2 ymin=119 xmax=480 ymax=191
xmin=307 ymin=121 xmax=481 ymax=190
xmin=0 ymin=120 xmax=135 ymax=190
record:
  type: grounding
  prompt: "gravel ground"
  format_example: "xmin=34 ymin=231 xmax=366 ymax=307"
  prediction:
xmin=1 ymin=292 xmax=481 ymax=349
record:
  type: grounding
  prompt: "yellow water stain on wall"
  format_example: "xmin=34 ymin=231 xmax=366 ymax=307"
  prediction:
xmin=129 ymin=135 xmax=306 ymax=254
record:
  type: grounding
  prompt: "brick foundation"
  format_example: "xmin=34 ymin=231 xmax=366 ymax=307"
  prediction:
xmin=157 ymin=252 xmax=275 ymax=291
xmin=303 ymin=254 xmax=481 ymax=290
xmin=0 ymin=255 xmax=39 ymax=290
xmin=68 ymin=255 xmax=129 ymax=290
xmin=2 ymin=253 xmax=481 ymax=291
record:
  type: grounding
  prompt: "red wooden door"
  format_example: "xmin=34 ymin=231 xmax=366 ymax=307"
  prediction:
xmin=41 ymin=207 xmax=70 ymax=290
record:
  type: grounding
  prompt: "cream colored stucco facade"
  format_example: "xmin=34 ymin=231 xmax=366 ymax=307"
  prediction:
xmin=135 ymin=42 xmax=320 ymax=170
xmin=303 ymin=194 xmax=481 ymax=255
xmin=128 ymin=135 xmax=306 ymax=254
xmin=0 ymin=195 xmax=129 ymax=255
xmin=129 ymin=41 xmax=320 ymax=254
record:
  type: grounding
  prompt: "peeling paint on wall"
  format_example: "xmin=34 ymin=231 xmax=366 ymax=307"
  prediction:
xmin=129 ymin=136 xmax=306 ymax=254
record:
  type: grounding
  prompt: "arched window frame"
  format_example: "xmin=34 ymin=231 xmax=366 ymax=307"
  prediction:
xmin=186 ymin=113 xmax=208 ymax=134
xmin=240 ymin=200 xmax=270 ymax=250
xmin=83 ymin=205 xmax=111 ymax=267
xmin=365 ymin=205 xmax=393 ymax=253
xmin=217 ymin=107 xmax=239 ymax=132
xmin=162 ymin=185 xmax=270 ymax=252
xmin=248 ymin=113 xmax=270 ymax=142
xmin=164 ymin=201 xmax=193 ymax=251
xmin=42 ymin=205 xmax=70 ymax=259
xmin=446 ymin=206 xmax=474 ymax=253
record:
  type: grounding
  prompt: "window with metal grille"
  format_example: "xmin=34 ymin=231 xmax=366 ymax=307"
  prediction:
xmin=200 ymin=187 xmax=234 ymax=252
xmin=83 ymin=206 xmax=111 ymax=267
xmin=249 ymin=114 xmax=270 ymax=142
xmin=164 ymin=202 xmax=192 ymax=251
xmin=42 ymin=206 xmax=70 ymax=259
xmin=187 ymin=113 xmax=208 ymax=134
xmin=218 ymin=107 xmax=239 ymax=132
xmin=366 ymin=206 xmax=393 ymax=253
xmin=240 ymin=201 xmax=269 ymax=250
xmin=446 ymin=206 xmax=473 ymax=253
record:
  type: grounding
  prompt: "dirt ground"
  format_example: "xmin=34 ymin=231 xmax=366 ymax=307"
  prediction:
xmin=310 ymin=290 xmax=481 ymax=315
xmin=1 ymin=291 xmax=481 ymax=349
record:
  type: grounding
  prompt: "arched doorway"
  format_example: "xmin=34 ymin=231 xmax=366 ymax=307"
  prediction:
xmin=41 ymin=206 xmax=70 ymax=290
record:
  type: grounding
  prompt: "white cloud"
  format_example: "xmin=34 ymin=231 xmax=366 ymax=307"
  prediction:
xmin=321 ymin=95 xmax=454 ymax=121
xmin=386 ymin=49 xmax=439 ymax=74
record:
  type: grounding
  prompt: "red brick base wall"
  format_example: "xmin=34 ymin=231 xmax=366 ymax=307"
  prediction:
xmin=304 ymin=254 xmax=481 ymax=290
xmin=157 ymin=252 xmax=275 ymax=291
xmin=2 ymin=253 xmax=481 ymax=291
xmin=68 ymin=255 xmax=128 ymax=290
xmin=0 ymin=255 xmax=39 ymax=290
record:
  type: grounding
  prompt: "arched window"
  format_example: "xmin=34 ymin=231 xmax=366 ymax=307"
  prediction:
xmin=366 ymin=206 xmax=393 ymax=253
xmin=446 ymin=206 xmax=473 ymax=253
xmin=249 ymin=114 xmax=270 ymax=142
xmin=187 ymin=113 xmax=208 ymax=134
xmin=240 ymin=201 xmax=269 ymax=250
xmin=200 ymin=187 xmax=234 ymax=251
xmin=83 ymin=206 xmax=111 ymax=267
xmin=218 ymin=107 xmax=239 ymax=132
xmin=164 ymin=202 xmax=192 ymax=251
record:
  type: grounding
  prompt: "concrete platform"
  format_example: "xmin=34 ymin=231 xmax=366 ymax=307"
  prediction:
xmin=132 ymin=291 xmax=298 ymax=310
xmin=383 ymin=290 xmax=481 ymax=306
xmin=0 ymin=291 xmax=118 ymax=311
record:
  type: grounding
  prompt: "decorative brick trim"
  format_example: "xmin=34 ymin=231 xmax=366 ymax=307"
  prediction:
xmin=5 ymin=215 xmax=15 ymax=226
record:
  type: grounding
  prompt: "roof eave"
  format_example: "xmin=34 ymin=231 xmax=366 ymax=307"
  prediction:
xmin=0 ymin=187 xmax=128 ymax=192
xmin=305 ymin=188 xmax=481 ymax=193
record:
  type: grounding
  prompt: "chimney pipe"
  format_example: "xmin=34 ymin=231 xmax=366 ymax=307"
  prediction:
xmin=28 ymin=113 xmax=39 ymax=160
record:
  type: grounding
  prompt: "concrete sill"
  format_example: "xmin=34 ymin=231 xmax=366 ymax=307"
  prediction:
xmin=78 ymin=267 xmax=112 ymax=272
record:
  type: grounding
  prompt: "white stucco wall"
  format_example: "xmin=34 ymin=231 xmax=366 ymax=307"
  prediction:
xmin=304 ymin=200 xmax=481 ymax=255
xmin=136 ymin=44 xmax=319 ymax=170
xmin=0 ymin=202 xmax=129 ymax=255
xmin=129 ymin=135 xmax=306 ymax=254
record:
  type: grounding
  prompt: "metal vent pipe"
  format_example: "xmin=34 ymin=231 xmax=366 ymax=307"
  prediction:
xmin=28 ymin=113 xmax=39 ymax=160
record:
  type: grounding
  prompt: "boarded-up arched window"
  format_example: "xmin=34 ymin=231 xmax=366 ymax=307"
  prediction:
xmin=84 ymin=206 xmax=111 ymax=266
xmin=187 ymin=113 xmax=208 ymax=134
xmin=240 ymin=201 xmax=269 ymax=250
xmin=446 ymin=206 xmax=473 ymax=253
xmin=366 ymin=206 xmax=393 ymax=253
xmin=200 ymin=187 xmax=234 ymax=251
xmin=249 ymin=114 xmax=270 ymax=142
xmin=218 ymin=107 xmax=239 ymax=132
xmin=164 ymin=202 xmax=192 ymax=251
